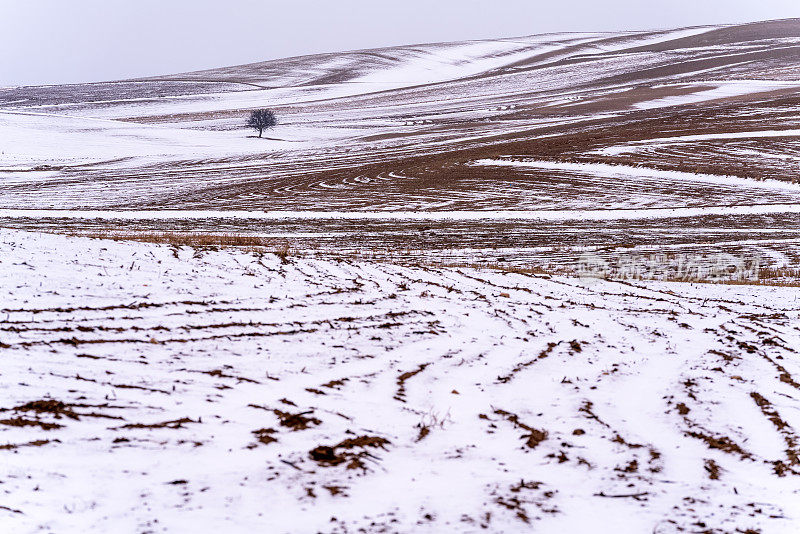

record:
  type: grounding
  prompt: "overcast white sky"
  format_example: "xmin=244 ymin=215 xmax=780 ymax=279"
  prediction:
xmin=1 ymin=0 xmax=798 ymax=86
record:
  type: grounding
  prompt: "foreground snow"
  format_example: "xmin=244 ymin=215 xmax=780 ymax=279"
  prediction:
xmin=1 ymin=230 xmax=799 ymax=533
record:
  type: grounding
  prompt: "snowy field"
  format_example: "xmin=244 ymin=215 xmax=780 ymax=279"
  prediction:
xmin=4 ymin=17 xmax=800 ymax=534
xmin=2 ymin=230 xmax=800 ymax=533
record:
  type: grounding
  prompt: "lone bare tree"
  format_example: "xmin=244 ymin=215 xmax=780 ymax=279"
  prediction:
xmin=246 ymin=109 xmax=277 ymax=138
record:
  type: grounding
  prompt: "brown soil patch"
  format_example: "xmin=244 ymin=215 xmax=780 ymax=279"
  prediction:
xmin=252 ymin=428 xmax=278 ymax=445
xmin=394 ymin=363 xmax=430 ymax=402
xmin=10 ymin=399 xmax=79 ymax=420
xmin=309 ymin=434 xmax=391 ymax=469
xmin=685 ymin=431 xmax=751 ymax=459
xmin=0 ymin=439 xmax=57 ymax=450
xmin=704 ymin=459 xmax=721 ymax=480
xmin=0 ymin=417 xmax=63 ymax=431
xmin=493 ymin=409 xmax=548 ymax=449
xmin=116 ymin=417 xmax=197 ymax=430
xmin=273 ymin=409 xmax=321 ymax=431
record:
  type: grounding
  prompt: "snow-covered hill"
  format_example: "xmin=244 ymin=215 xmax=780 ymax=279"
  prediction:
xmin=4 ymin=19 xmax=800 ymax=533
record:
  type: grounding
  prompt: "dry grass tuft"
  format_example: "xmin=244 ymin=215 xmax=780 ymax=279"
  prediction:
xmin=274 ymin=241 xmax=291 ymax=263
xmin=60 ymin=230 xmax=294 ymax=258
xmin=44 ymin=229 xmax=800 ymax=286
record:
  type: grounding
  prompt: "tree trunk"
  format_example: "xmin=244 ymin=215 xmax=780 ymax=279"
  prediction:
xmin=258 ymin=128 xmax=263 ymax=138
